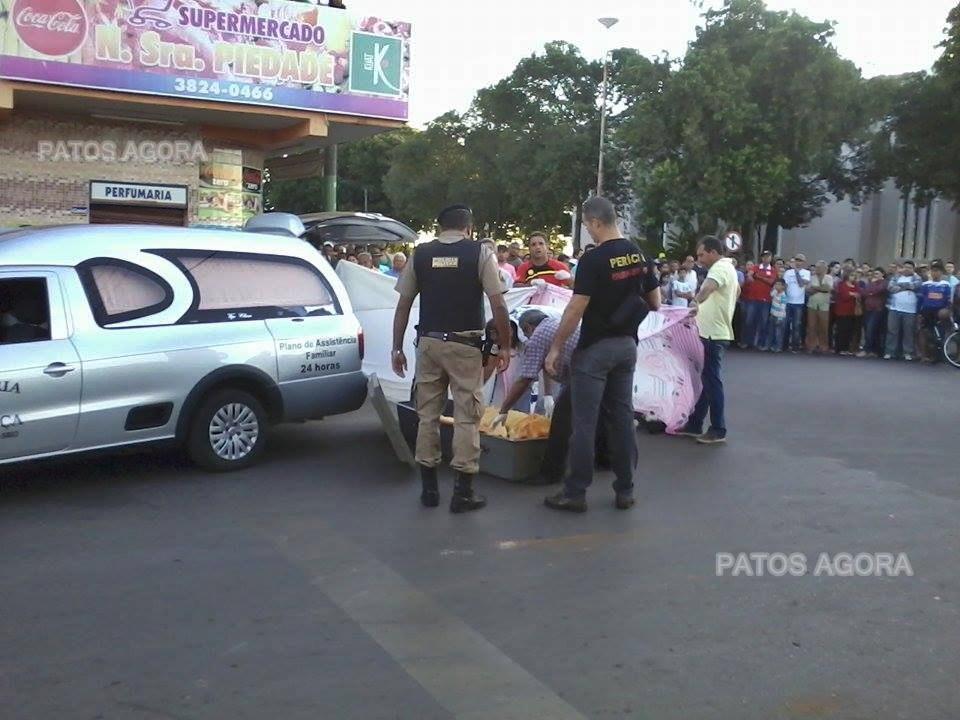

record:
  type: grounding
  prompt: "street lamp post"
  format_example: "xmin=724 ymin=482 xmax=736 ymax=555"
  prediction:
xmin=596 ymin=16 xmax=619 ymax=197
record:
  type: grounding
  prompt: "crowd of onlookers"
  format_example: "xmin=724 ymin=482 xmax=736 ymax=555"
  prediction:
xmin=320 ymin=232 xmax=583 ymax=289
xmin=319 ymin=242 xmax=409 ymax=277
xmin=320 ymin=235 xmax=959 ymax=364
xmin=659 ymin=251 xmax=960 ymax=364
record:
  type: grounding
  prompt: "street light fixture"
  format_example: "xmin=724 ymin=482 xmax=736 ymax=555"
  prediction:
xmin=596 ymin=16 xmax=619 ymax=197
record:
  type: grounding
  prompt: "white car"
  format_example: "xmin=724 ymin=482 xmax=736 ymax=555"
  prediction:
xmin=0 ymin=214 xmax=366 ymax=471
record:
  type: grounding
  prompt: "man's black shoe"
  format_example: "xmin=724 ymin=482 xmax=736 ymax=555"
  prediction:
xmin=615 ymin=493 xmax=636 ymax=510
xmin=420 ymin=465 xmax=439 ymax=508
xmin=450 ymin=473 xmax=486 ymax=513
xmin=544 ymin=491 xmax=587 ymax=513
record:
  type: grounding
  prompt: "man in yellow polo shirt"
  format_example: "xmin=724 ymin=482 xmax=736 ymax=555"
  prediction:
xmin=677 ymin=235 xmax=739 ymax=444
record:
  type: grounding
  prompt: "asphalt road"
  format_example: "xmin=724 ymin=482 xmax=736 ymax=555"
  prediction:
xmin=2 ymin=352 xmax=958 ymax=720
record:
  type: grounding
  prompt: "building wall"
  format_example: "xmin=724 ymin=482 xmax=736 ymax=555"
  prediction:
xmin=871 ymin=180 xmax=903 ymax=267
xmin=884 ymin=189 xmax=960 ymax=265
xmin=779 ymin=180 xmax=960 ymax=265
xmin=931 ymin=198 xmax=960 ymax=262
xmin=856 ymin=190 xmax=881 ymax=263
xmin=780 ymin=196 xmax=864 ymax=263
xmin=0 ymin=111 xmax=264 ymax=226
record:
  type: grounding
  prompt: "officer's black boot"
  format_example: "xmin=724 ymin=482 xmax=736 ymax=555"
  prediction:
xmin=450 ymin=472 xmax=486 ymax=513
xmin=420 ymin=465 xmax=439 ymax=508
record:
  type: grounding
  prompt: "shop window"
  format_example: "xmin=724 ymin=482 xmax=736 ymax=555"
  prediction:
xmin=0 ymin=278 xmax=51 ymax=345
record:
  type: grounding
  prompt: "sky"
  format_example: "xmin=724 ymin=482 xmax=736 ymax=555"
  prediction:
xmin=356 ymin=0 xmax=957 ymax=127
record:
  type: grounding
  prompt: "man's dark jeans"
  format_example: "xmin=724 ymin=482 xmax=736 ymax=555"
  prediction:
xmin=542 ymin=385 xmax=611 ymax=482
xmin=565 ymin=337 xmax=638 ymax=500
xmin=742 ymin=300 xmax=769 ymax=348
xmin=763 ymin=316 xmax=786 ymax=351
xmin=688 ymin=338 xmax=729 ymax=436
xmin=785 ymin=303 xmax=805 ymax=350
xmin=541 ymin=384 xmax=571 ymax=481
xmin=862 ymin=310 xmax=883 ymax=354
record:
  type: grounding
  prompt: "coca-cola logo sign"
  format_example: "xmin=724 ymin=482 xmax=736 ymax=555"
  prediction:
xmin=12 ymin=0 xmax=87 ymax=57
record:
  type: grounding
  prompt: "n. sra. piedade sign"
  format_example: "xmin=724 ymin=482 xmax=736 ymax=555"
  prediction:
xmin=0 ymin=0 xmax=410 ymax=120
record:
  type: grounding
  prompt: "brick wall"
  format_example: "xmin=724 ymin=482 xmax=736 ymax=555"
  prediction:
xmin=0 ymin=110 xmax=262 ymax=227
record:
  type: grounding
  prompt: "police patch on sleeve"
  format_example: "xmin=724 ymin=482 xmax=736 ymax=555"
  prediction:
xmin=432 ymin=257 xmax=459 ymax=268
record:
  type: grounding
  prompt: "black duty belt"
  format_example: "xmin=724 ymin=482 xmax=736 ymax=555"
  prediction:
xmin=419 ymin=331 xmax=484 ymax=349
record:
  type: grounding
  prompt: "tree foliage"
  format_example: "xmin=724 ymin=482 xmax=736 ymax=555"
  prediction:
xmin=338 ymin=128 xmax=415 ymax=216
xmin=621 ymin=0 xmax=889 ymax=253
xmin=383 ymin=42 xmax=622 ymax=239
xmin=467 ymin=41 xmax=604 ymax=235
xmin=265 ymin=0 xmax=949 ymax=254
xmin=880 ymin=2 xmax=960 ymax=206
xmin=383 ymin=113 xmax=472 ymax=231
xmin=264 ymin=127 xmax=414 ymax=220
xmin=263 ymin=169 xmax=323 ymax=215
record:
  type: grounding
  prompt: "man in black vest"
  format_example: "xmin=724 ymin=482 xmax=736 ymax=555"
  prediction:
xmin=392 ymin=205 xmax=511 ymax=512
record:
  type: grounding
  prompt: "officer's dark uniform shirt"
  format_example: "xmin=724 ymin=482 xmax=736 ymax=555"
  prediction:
xmin=573 ymin=238 xmax=659 ymax=349
xmin=394 ymin=231 xmax=503 ymax=333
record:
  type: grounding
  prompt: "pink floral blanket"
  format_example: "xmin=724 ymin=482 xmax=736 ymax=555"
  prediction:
xmin=527 ymin=285 xmax=703 ymax=433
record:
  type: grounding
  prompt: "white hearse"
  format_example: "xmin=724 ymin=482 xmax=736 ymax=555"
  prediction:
xmin=0 ymin=215 xmax=366 ymax=471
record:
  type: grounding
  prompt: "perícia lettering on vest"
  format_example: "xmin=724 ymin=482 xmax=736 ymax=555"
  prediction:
xmin=609 ymin=253 xmax=642 ymax=269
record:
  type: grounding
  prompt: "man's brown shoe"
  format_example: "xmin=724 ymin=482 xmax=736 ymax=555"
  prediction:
xmin=544 ymin=492 xmax=587 ymax=513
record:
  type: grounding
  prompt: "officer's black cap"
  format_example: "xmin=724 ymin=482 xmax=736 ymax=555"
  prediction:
xmin=437 ymin=204 xmax=473 ymax=229
xmin=437 ymin=205 xmax=473 ymax=222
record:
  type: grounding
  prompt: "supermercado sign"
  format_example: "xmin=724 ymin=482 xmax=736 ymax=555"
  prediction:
xmin=0 ymin=0 xmax=410 ymax=120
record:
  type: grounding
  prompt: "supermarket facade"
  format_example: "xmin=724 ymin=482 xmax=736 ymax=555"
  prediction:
xmin=0 ymin=0 xmax=409 ymax=227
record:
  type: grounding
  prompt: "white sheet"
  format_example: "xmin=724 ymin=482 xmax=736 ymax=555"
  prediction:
xmin=335 ymin=261 xmax=702 ymax=432
xmin=336 ymin=261 xmax=536 ymax=402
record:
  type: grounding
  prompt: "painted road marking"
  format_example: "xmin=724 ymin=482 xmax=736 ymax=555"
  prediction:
xmin=255 ymin=514 xmax=587 ymax=720
xmin=496 ymin=529 xmax=645 ymax=552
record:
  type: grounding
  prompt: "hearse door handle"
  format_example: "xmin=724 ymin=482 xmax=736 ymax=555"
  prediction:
xmin=43 ymin=363 xmax=76 ymax=378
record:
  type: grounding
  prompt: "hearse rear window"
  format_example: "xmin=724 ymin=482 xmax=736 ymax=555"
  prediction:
xmin=163 ymin=251 xmax=341 ymax=322
xmin=78 ymin=259 xmax=173 ymax=326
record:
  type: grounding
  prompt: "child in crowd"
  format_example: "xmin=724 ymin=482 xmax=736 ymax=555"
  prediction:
xmin=659 ymin=266 xmax=674 ymax=306
xmin=670 ymin=266 xmax=696 ymax=307
xmin=762 ymin=279 xmax=788 ymax=352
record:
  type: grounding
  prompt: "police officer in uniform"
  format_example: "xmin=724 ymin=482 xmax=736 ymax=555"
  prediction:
xmin=391 ymin=205 xmax=511 ymax=512
xmin=543 ymin=196 xmax=661 ymax=512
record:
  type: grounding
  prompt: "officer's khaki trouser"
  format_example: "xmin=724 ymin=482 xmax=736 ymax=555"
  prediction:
xmin=415 ymin=337 xmax=484 ymax=474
